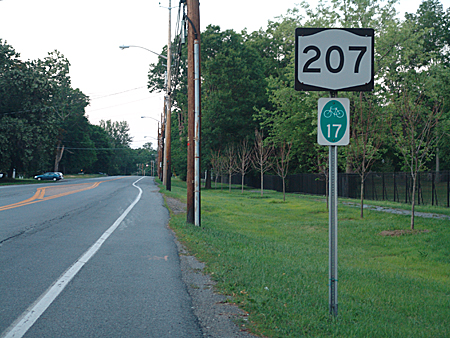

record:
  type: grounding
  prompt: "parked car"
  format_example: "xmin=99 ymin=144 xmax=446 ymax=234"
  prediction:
xmin=34 ymin=172 xmax=63 ymax=181
xmin=54 ymin=172 xmax=64 ymax=179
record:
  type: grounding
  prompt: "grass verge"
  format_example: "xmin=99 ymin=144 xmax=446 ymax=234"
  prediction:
xmin=0 ymin=178 xmax=40 ymax=186
xmin=160 ymin=178 xmax=450 ymax=338
xmin=0 ymin=174 xmax=112 ymax=186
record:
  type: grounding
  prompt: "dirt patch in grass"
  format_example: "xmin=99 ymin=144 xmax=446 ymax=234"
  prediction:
xmin=165 ymin=196 xmax=186 ymax=215
xmin=379 ymin=229 xmax=430 ymax=237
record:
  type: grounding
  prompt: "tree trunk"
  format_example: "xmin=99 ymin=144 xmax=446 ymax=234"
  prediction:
xmin=260 ymin=169 xmax=264 ymax=197
xmin=54 ymin=142 xmax=64 ymax=172
xmin=241 ymin=173 xmax=245 ymax=193
xmin=436 ymin=146 xmax=440 ymax=183
xmin=360 ymin=177 xmax=365 ymax=218
xmin=229 ymin=172 xmax=232 ymax=192
xmin=282 ymin=177 xmax=286 ymax=201
xmin=411 ymin=174 xmax=416 ymax=230
xmin=346 ymin=156 xmax=353 ymax=173
xmin=205 ymin=169 xmax=212 ymax=189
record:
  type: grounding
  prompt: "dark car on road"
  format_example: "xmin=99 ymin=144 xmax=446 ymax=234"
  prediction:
xmin=34 ymin=172 xmax=63 ymax=181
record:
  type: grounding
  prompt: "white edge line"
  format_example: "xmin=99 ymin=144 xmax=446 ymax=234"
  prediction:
xmin=1 ymin=177 xmax=145 ymax=338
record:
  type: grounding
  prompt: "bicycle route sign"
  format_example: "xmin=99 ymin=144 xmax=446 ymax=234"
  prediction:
xmin=318 ymin=98 xmax=350 ymax=146
xmin=295 ymin=28 xmax=374 ymax=92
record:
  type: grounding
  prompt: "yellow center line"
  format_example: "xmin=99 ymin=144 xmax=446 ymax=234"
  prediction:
xmin=0 ymin=178 xmax=124 ymax=212
xmin=37 ymin=188 xmax=46 ymax=200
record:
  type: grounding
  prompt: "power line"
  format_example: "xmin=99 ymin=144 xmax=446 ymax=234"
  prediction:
xmin=86 ymin=93 xmax=163 ymax=113
xmin=89 ymin=86 xmax=147 ymax=100
xmin=1 ymin=87 xmax=158 ymax=117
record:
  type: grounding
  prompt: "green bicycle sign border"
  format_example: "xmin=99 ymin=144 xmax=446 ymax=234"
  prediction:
xmin=318 ymin=98 xmax=350 ymax=146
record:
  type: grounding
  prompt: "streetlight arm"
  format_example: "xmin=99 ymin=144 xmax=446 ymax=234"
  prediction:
xmin=119 ymin=45 xmax=168 ymax=60
xmin=141 ymin=116 xmax=160 ymax=122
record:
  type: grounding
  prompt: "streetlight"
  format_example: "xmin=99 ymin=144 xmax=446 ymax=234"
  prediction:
xmin=141 ymin=115 xmax=160 ymax=123
xmin=119 ymin=45 xmax=167 ymax=60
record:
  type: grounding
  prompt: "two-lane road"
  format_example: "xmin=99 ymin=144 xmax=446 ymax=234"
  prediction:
xmin=0 ymin=177 xmax=202 ymax=337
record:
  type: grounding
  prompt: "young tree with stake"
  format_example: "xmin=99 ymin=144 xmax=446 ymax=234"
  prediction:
xmin=253 ymin=130 xmax=273 ymax=197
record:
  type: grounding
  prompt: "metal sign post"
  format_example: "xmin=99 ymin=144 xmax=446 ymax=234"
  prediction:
xmin=329 ymin=142 xmax=338 ymax=317
xmin=318 ymin=93 xmax=349 ymax=317
xmin=327 ymin=91 xmax=340 ymax=317
xmin=295 ymin=26 xmax=374 ymax=318
xmin=317 ymin=95 xmax=349 ymax=317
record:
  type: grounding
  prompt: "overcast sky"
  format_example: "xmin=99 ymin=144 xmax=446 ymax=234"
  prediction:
xmin=1 ymin=0 xmax=446 ymax=149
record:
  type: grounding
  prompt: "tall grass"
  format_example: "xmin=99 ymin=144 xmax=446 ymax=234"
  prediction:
xmin=162 ymin=179 xmax=450 ymax=337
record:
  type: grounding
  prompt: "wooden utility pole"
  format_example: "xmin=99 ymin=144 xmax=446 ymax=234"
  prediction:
xmin=159 ymin=113 xmax=165 ymax=181
xmin=186 ymin=0 xmax=200 ymax=224
xmin=157 ymin=123 xmax=161 ymax=178
xmin=164 ymin=0 xmax=173 ymax=191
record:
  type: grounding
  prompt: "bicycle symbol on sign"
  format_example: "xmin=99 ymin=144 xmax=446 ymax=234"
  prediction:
xmin=323 ymin=106 xmax=345 ymax=118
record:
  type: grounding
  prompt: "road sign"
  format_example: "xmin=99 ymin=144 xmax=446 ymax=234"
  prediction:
xmin=295 ymin=28 xmax=374 ymax=92
xmin=318 ymin=98 xmax=350 ymax=146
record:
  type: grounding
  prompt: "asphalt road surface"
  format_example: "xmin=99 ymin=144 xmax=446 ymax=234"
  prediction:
xmin=0 ymin=176 xmax=203 ymax=337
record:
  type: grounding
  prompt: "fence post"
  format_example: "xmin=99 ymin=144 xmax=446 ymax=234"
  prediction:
xmin=411 ymin=173 xmax=423 ymax=205
xmin=405 ymin=174 xmax=408 ymax=204
xmin=447 ymin=171 xmax=450 ymax=208
xmin=393 ymin=173 xmax=396 ymax=202
xmin=432 ymin=172 xmax=435 ymax=206
xmin=372 ymin=173 xmax=376 ymax=200
xmin=434 ymin=172 xmax=439 ymax=206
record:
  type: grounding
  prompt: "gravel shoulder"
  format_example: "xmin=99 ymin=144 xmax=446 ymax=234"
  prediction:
xmin=164 ymin=196 xmax=259 ymax=338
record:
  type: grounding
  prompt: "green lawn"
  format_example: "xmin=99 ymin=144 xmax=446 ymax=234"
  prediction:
xmin=160 ymin=178 xmax=450 ymax=338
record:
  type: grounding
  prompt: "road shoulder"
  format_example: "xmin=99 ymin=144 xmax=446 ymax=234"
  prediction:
xmin=165 ymin=197 xmax=259 ymax=338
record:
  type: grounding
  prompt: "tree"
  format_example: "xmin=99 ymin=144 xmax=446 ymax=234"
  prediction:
xmin=59 ymin=113 xmax=97 ymax=174
xmin=379 ymin=9 xmax=447 ymax=229
xmin=201 ymin=26 xmax=267 ymax=168
xmin=0 ymin=43 xmax=93 ymax=176
xmin=0 ymin=42 xmax=62 ymax=176
xmin=88 ymin=124 xmax=114 ymax=174
xmin=236 ymin=138 xmax=253 ymax=193
xmin=405 ymin=0 xmax=450 ymax=66
xmin=209 ymin=150 xmax=219 ymax=188
xmin=99 ymin=120 xmax=133 ymax=175
xmin=132 ymin=142 xmax=158 ymax=176
xmin=346 ymin=92 xmax=384 ymax=218
xmin=245 ymin=9 xmax=299 ymax=79
xmin=253 ymin=130 xmax=273 ymax=197
xmin=149 ymin=26 xmax=269 ymax=181
xmin=274 ymin=140 xmax=293 ymax=201
xmin=405 ymin=0 xmax=450 ymax=173
xmin=210 ymin=149 xmax=226 ymax=189
xmin=389 ymin=90 xmax=443 ymax=230
xmin=223 ymin=145 xmax=238 ymax=192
